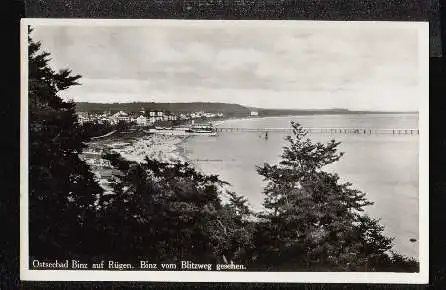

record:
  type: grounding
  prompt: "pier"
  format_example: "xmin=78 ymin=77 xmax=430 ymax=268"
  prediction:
xmin=215 ymin=127 xmax=419 ymax=135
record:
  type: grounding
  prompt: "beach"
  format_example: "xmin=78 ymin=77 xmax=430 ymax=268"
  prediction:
xmin=84 ymin=132 xmax=187 ymax=163
xmin=112 ymin=135 xmax=187 ymax=163
xmin=81 ymin=132 xmax=188 ymax=200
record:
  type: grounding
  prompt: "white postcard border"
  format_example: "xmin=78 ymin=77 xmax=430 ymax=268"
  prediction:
xmin=20 ymin=18 xmax=429 ymax=283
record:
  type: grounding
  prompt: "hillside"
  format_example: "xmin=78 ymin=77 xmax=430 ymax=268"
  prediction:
xmin=75 ymin=102 xmax=417 ymax=116
xmin=75 ymin=102 xmax=251 ymax=115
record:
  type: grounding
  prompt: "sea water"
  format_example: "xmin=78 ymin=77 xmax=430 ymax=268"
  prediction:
xmin=182 ymin=114 xmax=419 ymax=258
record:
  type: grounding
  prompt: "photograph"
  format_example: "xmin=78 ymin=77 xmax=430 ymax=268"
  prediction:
xmin=20 ymin=19 xmax=428 ymax=283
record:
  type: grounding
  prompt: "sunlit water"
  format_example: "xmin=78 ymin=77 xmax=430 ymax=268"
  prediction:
xmin=181 ymin=114 xmax=419 ymax=258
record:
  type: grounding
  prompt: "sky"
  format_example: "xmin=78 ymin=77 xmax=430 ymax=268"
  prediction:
xmin=31 ymin=20 xmax=425 ymax=111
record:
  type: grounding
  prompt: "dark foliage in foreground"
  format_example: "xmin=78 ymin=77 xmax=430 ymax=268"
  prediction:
xmin=250 ymin=122 xmax=418 ymax=272
xmin=94 ymin=154 xmax=254 ymax=264
xmin=28 ymin=29 xmax=418 ymax=272
xmin=28 ymin=27 xmax=103 ymax=260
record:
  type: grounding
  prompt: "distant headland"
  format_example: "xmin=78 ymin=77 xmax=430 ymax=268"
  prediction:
xmin=75 ymin=102 xmax=418 ymax=117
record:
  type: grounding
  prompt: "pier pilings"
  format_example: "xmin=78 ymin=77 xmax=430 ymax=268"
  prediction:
xmin=214 ymin=127 xmax=419 ymax=135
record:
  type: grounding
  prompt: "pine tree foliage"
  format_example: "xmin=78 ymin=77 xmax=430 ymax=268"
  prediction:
xmin=95 ymin=154 xmax=254 ymax=264
xmin=28 ymin=27 xmax=102 ymax=259
xmin=252 ymin=121 xmax=418 ymax=271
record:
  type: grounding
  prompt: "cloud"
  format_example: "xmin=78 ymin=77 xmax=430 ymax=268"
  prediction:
xmin=215 ymin=48 xmax=265 ymax=70
xmin=33 ymin=21 xmax=423 ymax=111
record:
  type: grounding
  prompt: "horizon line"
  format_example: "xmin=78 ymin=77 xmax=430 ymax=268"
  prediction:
xmin=73 ymin=101 xmax=418 ymax=113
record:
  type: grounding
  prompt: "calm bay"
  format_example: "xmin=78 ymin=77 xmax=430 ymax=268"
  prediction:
xmin=182 ymin=113 xmax=419 ymax=258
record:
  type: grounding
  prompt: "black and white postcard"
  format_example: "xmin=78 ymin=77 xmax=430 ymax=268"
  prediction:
xmin=20 ymin=18 xmax=429 ymax=283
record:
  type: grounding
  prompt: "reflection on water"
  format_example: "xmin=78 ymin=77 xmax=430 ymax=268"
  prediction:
xmin=183 ymin=114 xmax=419 ymax=258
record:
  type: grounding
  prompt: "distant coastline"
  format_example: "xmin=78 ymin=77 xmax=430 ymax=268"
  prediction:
xmin=75 ymin=101 xmax=418 ymax=117
xmin=211 ymin=111 xmax=419 ymax=128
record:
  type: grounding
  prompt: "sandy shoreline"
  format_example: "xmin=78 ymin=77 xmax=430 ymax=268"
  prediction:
xmin=85 ymin=130 xmax=201 ymax=168
xmin=82 ymin=133 xmax=189 ymax=196
xmin=84 ymin=129 xmax=240 ymax=206
xmin=111 ymin=134 xmax=187 ymax=164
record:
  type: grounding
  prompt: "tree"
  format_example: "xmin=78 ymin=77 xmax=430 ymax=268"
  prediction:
xmin=28 ymin=27 xmax=102 ymax=260
xmin=96 ymin=153 xmax=255 ymax=265
xmin=251 ymin=121 xmax=418 ymax=271
xmin=79 ymin=121 xmax=114 ymax=138
xmin=206 ymin=190 xmax=255 ymax=264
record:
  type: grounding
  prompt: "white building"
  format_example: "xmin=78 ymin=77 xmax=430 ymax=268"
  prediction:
xmin=98 ymin=117 xmax=109 ymax=124
xmin=250 ymin=111 xmax=259 ymax=116
xmin=111 ymin=111 xmax=130 ymax=123
xmin=136 ymin=115 xmax=148 ymax=126
xmin=204 ymin=113 xmax=216 ymax=118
